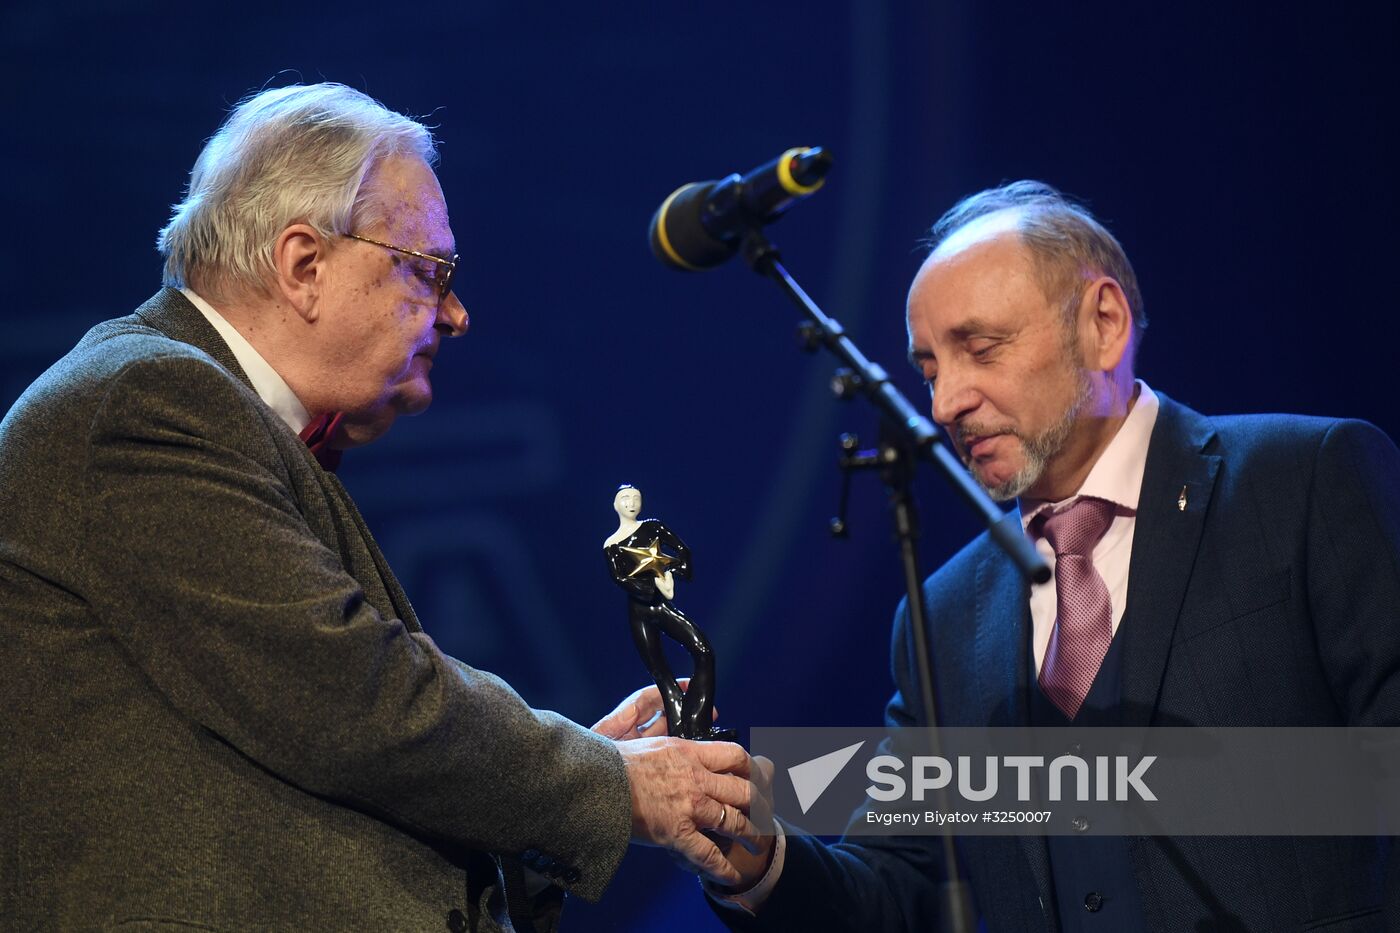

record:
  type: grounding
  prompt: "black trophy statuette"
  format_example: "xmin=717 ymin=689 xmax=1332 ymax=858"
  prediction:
xmin=604 ymin=485 xmax=734 ymax=741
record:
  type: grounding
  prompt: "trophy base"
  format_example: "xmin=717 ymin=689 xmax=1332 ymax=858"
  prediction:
xmin=688 ymin=725 xmax=738 ymax=742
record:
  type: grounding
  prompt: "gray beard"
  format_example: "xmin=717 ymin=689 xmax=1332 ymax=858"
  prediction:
xmin=975 ymin=367 xmax=1094 ymax=502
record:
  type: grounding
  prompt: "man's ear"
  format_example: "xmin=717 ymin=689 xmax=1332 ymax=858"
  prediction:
xmin=1081 ymin=276 xmax=1133 ymax=372
xmin=272 ymin=223 xmax=328 ymax=322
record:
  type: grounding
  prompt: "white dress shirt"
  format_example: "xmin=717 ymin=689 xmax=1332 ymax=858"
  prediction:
xmin=180 ymin=288 xmax=312 ymax=435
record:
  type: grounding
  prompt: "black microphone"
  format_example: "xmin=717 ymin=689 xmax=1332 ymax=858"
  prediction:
xmin=649 ymin=147 xmax=834 ymax=271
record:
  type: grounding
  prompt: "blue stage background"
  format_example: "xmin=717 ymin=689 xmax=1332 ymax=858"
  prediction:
xmin=2 ymin=2 xmax=1395 ymax=929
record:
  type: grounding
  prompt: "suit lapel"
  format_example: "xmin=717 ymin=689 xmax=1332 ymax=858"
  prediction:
xmin=132 ymin=289 xmax=422 ymax=632
xmin=1119 ymin=394 xmax=1220 ymax=728
xmin=322 ymin=473 xmax=423 ymax=632
xmin=132 ymin=288 xmax=254 ymax=392
xmin=970 ymin=543 xmax=1056 ymax=918
xmin=973 ymin=545 xmax=1032 ymax=728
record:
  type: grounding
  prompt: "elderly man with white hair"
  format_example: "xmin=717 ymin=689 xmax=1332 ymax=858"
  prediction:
xmin=0 ymin=83 xmax=758 ymax=933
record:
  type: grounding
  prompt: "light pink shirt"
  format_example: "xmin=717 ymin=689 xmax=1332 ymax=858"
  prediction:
xmin=1020 ymin=381 xmax=1159 ymax=673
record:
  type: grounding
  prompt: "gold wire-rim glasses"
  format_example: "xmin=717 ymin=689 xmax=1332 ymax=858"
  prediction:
xmin=344 ymin=233 xmax=458 ymax=302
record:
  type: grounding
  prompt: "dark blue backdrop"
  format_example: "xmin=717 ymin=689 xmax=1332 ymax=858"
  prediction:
xmin=3 ymin=2 xmax=1395 ymax=930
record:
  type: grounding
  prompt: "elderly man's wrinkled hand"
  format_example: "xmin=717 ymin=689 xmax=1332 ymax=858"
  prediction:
xmin=616 ymin=736 xmax=763 ymax=886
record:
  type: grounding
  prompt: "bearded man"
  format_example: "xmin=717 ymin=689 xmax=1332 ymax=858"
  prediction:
xmin=706 ymin=181 xmax=1400 ymax=932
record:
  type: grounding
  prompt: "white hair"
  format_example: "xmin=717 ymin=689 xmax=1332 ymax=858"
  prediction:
xmin=157 ymin=82 xmax=437 ymax=298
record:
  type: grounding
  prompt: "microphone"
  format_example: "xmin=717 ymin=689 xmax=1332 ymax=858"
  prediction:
xmin=649 ymin=147 xmax=834 ymax=271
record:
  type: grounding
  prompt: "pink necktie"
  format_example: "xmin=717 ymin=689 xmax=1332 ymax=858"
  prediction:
xmin=1034 ymin=497 xmax=1117 ymax=719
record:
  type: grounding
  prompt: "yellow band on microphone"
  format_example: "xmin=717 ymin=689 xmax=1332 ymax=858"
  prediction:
xmin=654 ymin=183 xmax=705 ymax=271
xmin=775 ymin=147 xmax=825 ymax=195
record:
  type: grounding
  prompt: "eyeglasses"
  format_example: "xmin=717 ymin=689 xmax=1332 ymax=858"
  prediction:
xmin=345 ymin=233 xmax=458 ymax=303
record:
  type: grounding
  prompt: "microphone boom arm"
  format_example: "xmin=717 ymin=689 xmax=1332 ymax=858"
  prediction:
xmin=738 ymin=228 xmax=1051 ymax=587
xmin=739 ymin=228 xmax=1044 ymax=933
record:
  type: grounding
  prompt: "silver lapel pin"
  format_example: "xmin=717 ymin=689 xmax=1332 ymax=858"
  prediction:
xmin=1177 ymin=485 xmax=1188 ymax=511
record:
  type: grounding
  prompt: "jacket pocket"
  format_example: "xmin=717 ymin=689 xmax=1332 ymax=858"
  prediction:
xmin=1177 ymin=568 xmax=1291 ymax=641
xmin=1301 ymin=904 xmax=1383 ymax=931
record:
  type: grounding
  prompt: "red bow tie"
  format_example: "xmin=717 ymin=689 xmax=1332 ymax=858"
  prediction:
xmin=299 ymin=411 xmax=346 ymax=472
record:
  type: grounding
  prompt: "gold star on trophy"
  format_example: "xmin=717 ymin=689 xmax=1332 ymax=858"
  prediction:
xmin=619 ymin=538 xmax=676 ymax=579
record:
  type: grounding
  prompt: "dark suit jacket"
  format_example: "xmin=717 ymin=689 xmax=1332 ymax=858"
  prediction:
xmin=722 ymin=393 xmax=1400 ymax=932
xmin=0 ymin=290 xmax=631 ymax=932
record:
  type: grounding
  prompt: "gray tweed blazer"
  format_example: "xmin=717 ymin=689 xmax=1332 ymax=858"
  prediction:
xmin=0 ymin=289 xmax=630 ymax=933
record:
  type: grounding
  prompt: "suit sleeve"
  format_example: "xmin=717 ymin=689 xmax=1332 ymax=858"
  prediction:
xmin=79 ymin=354 xmax=630 ymax=901
xmin=1304 ymin=419 xmax=1400 ymax=925
xmin=713 ymin=593 xmax=952 ymax=932
xmin=1305 ymin=420 xmax=1400 ymax=726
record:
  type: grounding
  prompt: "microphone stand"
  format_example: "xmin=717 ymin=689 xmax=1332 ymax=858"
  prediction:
xmin=738 ymin=228 xmax=1051 ymax=933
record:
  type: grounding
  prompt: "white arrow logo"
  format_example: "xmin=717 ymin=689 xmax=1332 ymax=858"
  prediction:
xmin=788 ymin=741 xmax=866 ymax=814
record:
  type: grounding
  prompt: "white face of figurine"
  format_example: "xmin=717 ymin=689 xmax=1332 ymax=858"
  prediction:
xmin=614 ymin=487 xmax=642 ymax=520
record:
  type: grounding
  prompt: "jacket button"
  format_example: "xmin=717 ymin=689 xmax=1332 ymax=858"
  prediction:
xmin=564 ymin=867 xmax=581 ymax=884
xmin=1084 ymin=892 xmax=1104 ymax=912
xmin=446 ymin=908 xmax=468 ymax=932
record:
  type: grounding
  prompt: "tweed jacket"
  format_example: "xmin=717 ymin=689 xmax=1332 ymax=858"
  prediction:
xmin=0 ymin=289 xmax=631 ymax=932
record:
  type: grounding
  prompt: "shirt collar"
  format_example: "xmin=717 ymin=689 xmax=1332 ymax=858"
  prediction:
xmin=181 ymin=287 xmax=312 ymax=435
xmin=1018 ymin=380 xmax=1160 ymax=528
